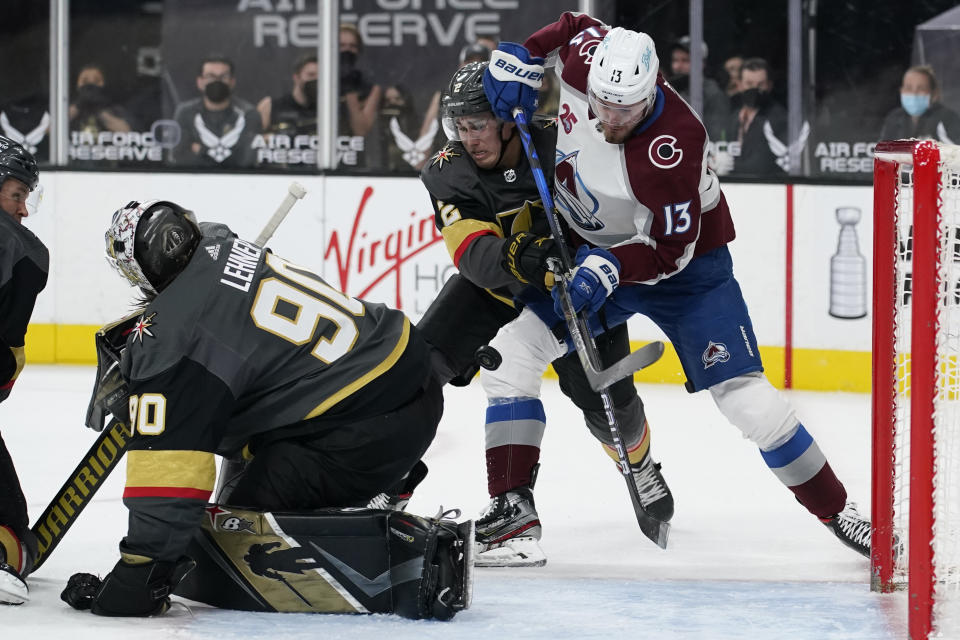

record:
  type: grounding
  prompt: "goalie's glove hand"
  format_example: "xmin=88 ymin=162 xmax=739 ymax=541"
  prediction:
xmin=482 ymin=42 xmax=544 ymax=121
xmin=63 ymin=556 xmax=195 ymax=616
xmin=501 ymin=231 xmax=559 ymax=292
xmin=61 ymin=572 xmax=102 ymax=610
xmin=553 ymin=245 xmax=620 ymax=315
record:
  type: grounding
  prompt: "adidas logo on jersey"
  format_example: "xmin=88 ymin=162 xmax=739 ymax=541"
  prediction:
xmin=205 ymin=245 xmax=220 ymax=260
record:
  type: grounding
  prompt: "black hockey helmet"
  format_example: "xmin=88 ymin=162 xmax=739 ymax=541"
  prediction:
xmin=441 ymin=61 xmax=495 ymax=140
xmin=0 ymin=135 xmax=39 ymax=191
xmin=105 ymin=199 xmax=201 ymax=294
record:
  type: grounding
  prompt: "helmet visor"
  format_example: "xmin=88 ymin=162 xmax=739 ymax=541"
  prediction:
xmin=443 ymin=113 xmax=497 ymax=142
xmin=25 ymin=184 xmax=42 ymax=215
xmin=587 ymin=87 xmax=651 ymax=127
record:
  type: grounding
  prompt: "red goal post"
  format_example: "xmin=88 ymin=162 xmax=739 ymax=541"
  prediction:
xmin=872 ymin=139 xmax=960 ymax=640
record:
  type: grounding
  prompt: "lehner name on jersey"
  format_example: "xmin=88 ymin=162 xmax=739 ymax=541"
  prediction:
xmin=219 ymin=238 xmax=262 ymax=292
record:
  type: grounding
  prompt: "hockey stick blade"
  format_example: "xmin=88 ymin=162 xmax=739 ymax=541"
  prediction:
xmin=626 ymin=483 xmax=671 ymax=549
xmin=583 ymin=340 xmax=664 ymax=392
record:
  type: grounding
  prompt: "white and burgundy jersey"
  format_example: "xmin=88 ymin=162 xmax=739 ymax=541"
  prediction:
xmin=525 ymin=13 xmax=735 ymax=284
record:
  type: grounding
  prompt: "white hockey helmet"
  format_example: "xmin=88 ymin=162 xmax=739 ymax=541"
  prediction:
xmin=587 ymin=27 xmax=659 ymax=125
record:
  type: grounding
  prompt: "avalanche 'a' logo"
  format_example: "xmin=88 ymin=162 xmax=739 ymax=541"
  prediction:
xmin=702 ymin=341 xmax=731 ymax=369
xmin=555 ymin=149 xmax=604 ymax=231
xmin=649 ymin=134 xmax=683 ymax=169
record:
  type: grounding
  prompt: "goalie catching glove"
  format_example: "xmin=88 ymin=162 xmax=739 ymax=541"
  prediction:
xmin=61 ymin=556 xmax=195 ymax=616
xmin=553 ymin=245 xmax=620 ymax=315
xmin=501 ymin=231 xmax=559 ymax=292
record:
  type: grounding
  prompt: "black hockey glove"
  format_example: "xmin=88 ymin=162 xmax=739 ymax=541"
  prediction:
xmin=62 ymin=556 xmax=195 ymax=617
xmin=501 ymin=231 xmax=559 ymax=292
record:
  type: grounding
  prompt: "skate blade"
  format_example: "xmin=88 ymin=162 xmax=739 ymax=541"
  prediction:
xmin=458 ymin=520 xmax=476 ymax=610
xmin=475 ymin=537 xmax=547 ymax=568
xmin=0 ymin=568 xmax=28 ymax=605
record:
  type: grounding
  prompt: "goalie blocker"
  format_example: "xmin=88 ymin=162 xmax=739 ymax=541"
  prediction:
xmin=174 ymin=505 xmax=474 ymax=620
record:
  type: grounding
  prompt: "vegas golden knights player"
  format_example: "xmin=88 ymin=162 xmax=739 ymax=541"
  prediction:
xmin=416 ymin=62 xmax=674 ymax=567
xmin=60 ymin=200 xmax=471 ymax=619
xmin=0 ymin=136 xmax=44 ymax=605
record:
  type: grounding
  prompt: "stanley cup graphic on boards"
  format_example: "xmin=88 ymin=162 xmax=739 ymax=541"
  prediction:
xmin=829 ymin=206 xmax=867 ymax=319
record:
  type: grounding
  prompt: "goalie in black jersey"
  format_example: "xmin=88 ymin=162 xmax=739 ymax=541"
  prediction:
xmin=0 ymin=136 xmax=44 ymax=605
xmin=417 ymin=62 xmax=674 ymax=568
xmin=60 ymin=199 xmax=472 ymax=619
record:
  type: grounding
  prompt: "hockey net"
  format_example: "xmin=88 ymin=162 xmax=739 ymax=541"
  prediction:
xmin=872 ymin=139 xmax=960 ymax=639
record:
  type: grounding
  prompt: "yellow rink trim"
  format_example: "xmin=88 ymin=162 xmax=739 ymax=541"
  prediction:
xmin=24 ymin=324 xmax=873 ymax=393
xmin=545 ymin=342 xmax=873 ymax=393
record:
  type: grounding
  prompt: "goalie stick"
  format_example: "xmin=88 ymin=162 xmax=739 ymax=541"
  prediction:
xmin=29 ymin=182 xmax=308 ymax=571
xmin=511 ymin=108 xmax=669 ymax=549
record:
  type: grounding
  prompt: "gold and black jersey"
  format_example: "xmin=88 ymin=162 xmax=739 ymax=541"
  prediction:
xmin=117 ymin=222 xmax=429 ymax=561
xmin=419 ymin=117 xmax=557 ymax=302
xmin=0 ymin=212 xmax=48 ymax=399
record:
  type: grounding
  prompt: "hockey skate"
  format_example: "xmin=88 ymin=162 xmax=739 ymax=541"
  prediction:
xmin=474 ymin=486 xmax=546 ymax=568
xmin=366 ymin=460 xmax=429 ymax=512
xmin=821 ymin=501 xmax=874 ymax=559
xmin=0 ymin=530 xmax=29 ymax=605
xmin=628 ymin=454 xmax=675 ymax=523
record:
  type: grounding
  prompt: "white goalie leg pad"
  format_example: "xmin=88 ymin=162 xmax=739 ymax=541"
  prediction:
xmin=0 ymin=565 xmax=28 ymax=605
xmin=481 ymin=307 xmax=567 ymax=399
xmin=475 ymin=538 xmax=547 ymax=568
xmin=708 ymin=372 xmax=799 ymax=450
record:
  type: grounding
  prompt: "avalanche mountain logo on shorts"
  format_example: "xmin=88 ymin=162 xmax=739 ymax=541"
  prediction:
xmin=555 ymin=149 xmax=604 ymax=231
xmin=702 ymin=340 xmax=730 ymax=369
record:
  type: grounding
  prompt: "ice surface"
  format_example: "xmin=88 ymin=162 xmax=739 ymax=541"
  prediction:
xmin=1 ymin=365 xmax=907 ymax=638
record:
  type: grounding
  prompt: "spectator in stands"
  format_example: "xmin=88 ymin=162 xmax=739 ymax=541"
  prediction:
xmin=727 ymin=57 xmax=788 ymax=176
xmin=69 ymin=64 xmax=133 ymax=134
xmin=459 ymin=42 xmax=491 ymax=67
xmin=668 ymin=36 xmax=730 ymax=142
xmin=378 ymin=84 xmax=435 ymax=171
xmin=0 ymin=95 xmax=49 ymax=162
xmin=879 ymin=65 xmax=960 ymax=143
xmin=723 ymin=54 xmax=744 ymax=98
xmin=170 ymin=54 xmax=261 ymax=167
xmin=256 ymin=53 xmax=318 ymax=137
xmin=339 ymin=23 xmax=381 ymax=146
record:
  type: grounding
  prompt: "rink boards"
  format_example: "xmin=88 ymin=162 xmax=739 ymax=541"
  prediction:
xmin=20 ymin=172 xmax=875 ymax=392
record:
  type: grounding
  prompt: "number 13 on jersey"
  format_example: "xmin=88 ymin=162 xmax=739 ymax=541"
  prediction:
xmin=250 ymin=253 xmax=364 ymax=364
xmin=662 ymin=200 xmax=692 ymax=236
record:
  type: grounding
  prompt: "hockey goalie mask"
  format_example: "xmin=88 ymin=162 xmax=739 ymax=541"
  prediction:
xmin=587 ymin=28 xmax=659 ymax=128
xmin=105 ymin=199 xmax=201 ymax=294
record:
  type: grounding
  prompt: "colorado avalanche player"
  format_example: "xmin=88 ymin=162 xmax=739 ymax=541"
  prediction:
xmin=480 ymin=12 xmax=875 ymax=558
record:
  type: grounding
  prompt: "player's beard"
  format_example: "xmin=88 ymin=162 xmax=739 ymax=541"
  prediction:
xmin=600 ymin=123 xmax=633 ymax=144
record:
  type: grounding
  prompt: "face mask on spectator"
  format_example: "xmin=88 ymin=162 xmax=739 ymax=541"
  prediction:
xmin=340 ymin=50 xmax=358 ymax=72
xmin=670 ymin=74 xmax=689 ymax=92
xmin=76 ymin=84 xmax=108 ymax=109
xmin=740 ymin=87 xmax=770 ymax=109
xmin=303 ymin=79 xmax=318 ymax=107
xmin=901 ymin=93 xmax=931 ymax=117
xmin=204 ymin=81 xmax=231 ymax=103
